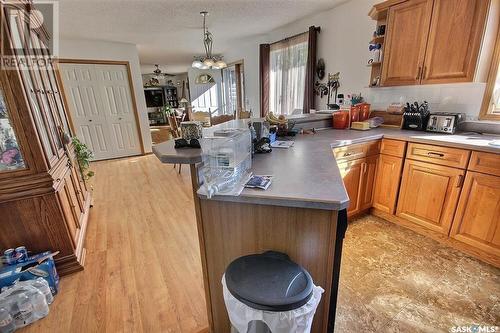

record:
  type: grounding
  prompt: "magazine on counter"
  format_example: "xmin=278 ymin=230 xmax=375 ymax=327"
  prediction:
xmin=270 ymin=140 xmax=294 ymax=149
xmin=245 ymin=175 xmax=273 ymax=190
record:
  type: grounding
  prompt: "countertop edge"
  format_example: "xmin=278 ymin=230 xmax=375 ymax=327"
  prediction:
xmin=198 ymin=192 xmax=350 ymax=211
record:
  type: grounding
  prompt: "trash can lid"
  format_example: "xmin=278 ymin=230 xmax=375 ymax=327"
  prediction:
xmin=225 ymin=251 xmax=313 ymax=312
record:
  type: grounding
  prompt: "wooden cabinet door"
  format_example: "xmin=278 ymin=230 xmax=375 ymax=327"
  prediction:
xmin=421 ymin=0 xmax=489 ymax=84
xmin=381 ymin=0 xmax=434 ymax=86
xmin=373 ymin=154 xmax=404 ymax=214
xmin=450 ymin=172 xmax=500 ymax=258
xmin=396 ymin=159 xmax=464 ymax=234
xmin=359 ymin=155 xmax=379 ymax=211
xmin=338 ymin=159 xmax=363 ymax=217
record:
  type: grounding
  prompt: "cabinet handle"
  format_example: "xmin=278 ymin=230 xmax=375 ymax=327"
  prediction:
xmin=456 ymin=175 xmax=464 ymax=188
xmin=416 ymin=66 xmax=422 ymax=80
xmin=427 ymin=152 xmax=445 ymax=158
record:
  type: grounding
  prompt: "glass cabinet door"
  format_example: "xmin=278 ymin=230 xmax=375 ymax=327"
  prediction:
xmin=0 ymin=88 xmax=26 ymax=172
xmin=7 ymin=7 xmax=59 ymax=165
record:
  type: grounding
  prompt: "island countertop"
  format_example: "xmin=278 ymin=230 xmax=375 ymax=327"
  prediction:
xmin=153 ymin=120 xmax=499 ymax=211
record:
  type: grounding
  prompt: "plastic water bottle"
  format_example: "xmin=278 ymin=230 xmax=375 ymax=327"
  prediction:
xmin=0 ymin=308 xmax=15 ymax=333
xmin=32 ymin=278 xmax=53 ymax=305
xmin=26 ymin=289 xmax=49 ymax=320
xmin=13 ymin=294 xmax=34 ymax=328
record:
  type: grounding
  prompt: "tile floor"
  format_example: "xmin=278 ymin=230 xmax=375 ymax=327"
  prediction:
xmin=336 ymin=215 xmax=499 ymax=333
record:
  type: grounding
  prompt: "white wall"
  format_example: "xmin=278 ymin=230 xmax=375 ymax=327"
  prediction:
xmin=187 ymin=68 xmax=224 ymax=114
xmin=224 ymin=34 xmax=268 ymax=116
xmin=225 ymin=0 xmax=499 ymax=121
xmin=59 ymin=39 xmax=153 ymax=152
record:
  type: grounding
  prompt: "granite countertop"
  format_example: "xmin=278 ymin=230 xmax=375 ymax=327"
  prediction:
xmin=153 ymin=120 xmax=500 ymax=211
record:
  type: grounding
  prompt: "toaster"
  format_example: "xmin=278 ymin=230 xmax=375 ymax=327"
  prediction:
xmin=426 ymin=113 xmax=464 ymax=134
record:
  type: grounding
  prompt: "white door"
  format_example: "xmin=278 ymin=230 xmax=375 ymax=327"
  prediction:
xmin=59 ymin=63 xmax=142 ymax=160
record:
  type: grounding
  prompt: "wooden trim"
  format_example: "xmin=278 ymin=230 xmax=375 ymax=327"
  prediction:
xmin=479 ymin=21 xmax=500 ymax=120
xmin=54 ymin=58 xmax=146 ymax=154
xmin=369 ymin=0 xmax=407 ymax=20
xmin=124 ymin=61 xmax=146 ymax=154
xmin=226 ymin=59 xmax=244 ymax=67
xmin=235 ymin=63 xmax=243 ymax=114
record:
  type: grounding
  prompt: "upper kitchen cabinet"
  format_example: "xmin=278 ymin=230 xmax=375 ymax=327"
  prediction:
xmin=381 ymin=0 xmax=434 ymax=86
xmin=372 ymin=0 xmax=490 ymax=87
xmin=422 ymin=0 xmax=489 ymax=84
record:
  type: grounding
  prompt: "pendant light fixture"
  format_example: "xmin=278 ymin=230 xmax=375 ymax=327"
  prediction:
xmin=192 ymin=11 xmax=227 ymax=70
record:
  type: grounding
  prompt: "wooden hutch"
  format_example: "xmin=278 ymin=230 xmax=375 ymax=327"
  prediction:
xmin=0 ymin=1 xmax=91 ymax=275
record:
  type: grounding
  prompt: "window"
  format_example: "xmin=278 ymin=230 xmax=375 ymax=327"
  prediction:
xmin=269 ymin=33 xmax=308 ymax=115
xmin=222 ymin=61 xmax=245 ymax=117
xmin=480 ymin=27 xmax=500 ymax=120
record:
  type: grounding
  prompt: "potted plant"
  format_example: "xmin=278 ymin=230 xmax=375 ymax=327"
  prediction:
xmin=72 ymin=137 xmax=95 ymax=181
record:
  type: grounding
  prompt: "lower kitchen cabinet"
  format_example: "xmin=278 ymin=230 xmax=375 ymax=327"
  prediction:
xmin=450 ymin=172 xmax=500 ymax=258
xmin=359 ymin=155 xmax=378 ymax=211
xmin=338 ymin=155 xmax=378 ymax=218
xmin=373 ymin=154 xmax=404 ymax=214
xmin=338 ymin=159 xmax=363 ymax=216
xmin=396 ymin=159 xmax=464 ymax=235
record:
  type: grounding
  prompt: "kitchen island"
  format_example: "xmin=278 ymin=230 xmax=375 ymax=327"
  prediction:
xmin=153 ymin=120 xmax=500 ymax=333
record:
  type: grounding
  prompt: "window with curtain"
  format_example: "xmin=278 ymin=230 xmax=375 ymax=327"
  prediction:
xmin=480 ymin=27 xmax=500 ymax=120
xmin=222 ymin=62 xmax=245 ymax=116
xmin=269 ymin=33 xmax=308 ymax=115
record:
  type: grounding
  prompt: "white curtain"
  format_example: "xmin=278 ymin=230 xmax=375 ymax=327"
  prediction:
xmin=269 ymin=36 xmax=308 ymax=115
xmin=222 ymin=66 xmax=237 ymax=115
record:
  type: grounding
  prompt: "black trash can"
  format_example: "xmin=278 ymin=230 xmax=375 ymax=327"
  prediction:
xmin=223 ymin=251 xmax=319 ymax=333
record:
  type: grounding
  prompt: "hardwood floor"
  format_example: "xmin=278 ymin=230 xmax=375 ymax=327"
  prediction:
xmin=21 ymin=155 xmax=209 ymax=333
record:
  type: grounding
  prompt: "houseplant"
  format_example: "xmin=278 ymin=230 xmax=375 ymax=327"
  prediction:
xmin=72 ymin=137 xmax=95 ymax=180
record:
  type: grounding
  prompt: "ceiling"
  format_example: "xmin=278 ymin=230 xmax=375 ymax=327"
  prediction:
xmin=58 ymin=0 xmax=346 ymax=74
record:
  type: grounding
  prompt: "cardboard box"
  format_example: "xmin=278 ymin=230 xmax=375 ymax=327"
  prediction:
xmin=0 ymin=251 xmax=59 ymax=295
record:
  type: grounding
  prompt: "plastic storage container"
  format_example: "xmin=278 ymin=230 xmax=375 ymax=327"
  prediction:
xmin=199 ymin=128 xmax=252 ymax=198
xmin=0 ymin=280 xmax=50 ymax=331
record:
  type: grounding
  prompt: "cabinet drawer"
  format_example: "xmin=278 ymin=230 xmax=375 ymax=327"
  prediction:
xmin=333 ymin=140 xmax=380 ymax=162
xmin=381 ymin=139 xmax=406 ymax=157
xmin=406 ymin=143 xmax=470 ymax=169
xmin=468 ymin=151 xmax=500 ymax=177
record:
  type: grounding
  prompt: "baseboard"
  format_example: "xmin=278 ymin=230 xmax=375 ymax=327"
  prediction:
xmin=55 ymin=252 xmax=84 ymax=276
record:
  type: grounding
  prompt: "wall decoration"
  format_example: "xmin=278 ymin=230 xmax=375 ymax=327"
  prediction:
xmin=316 ymin=58 xmax=325 ymax=80
xmin=195 ymin=73 xmax=215 ymax=84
